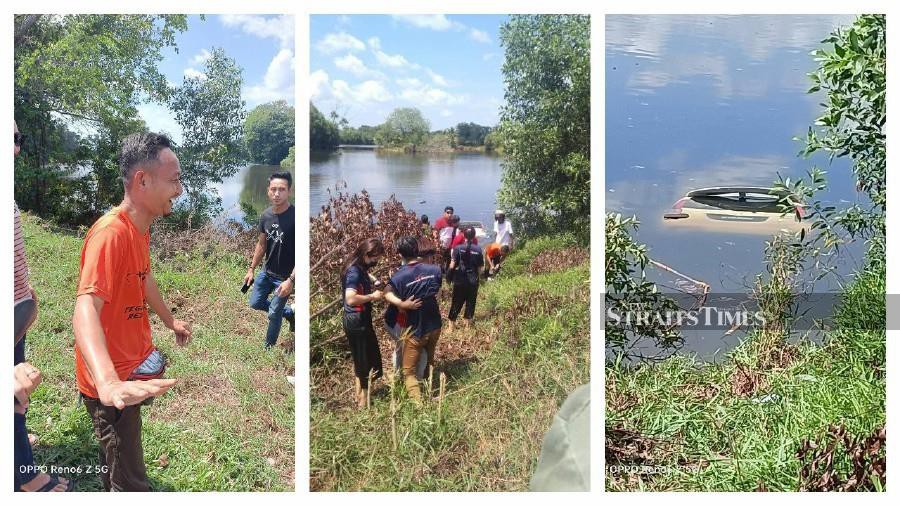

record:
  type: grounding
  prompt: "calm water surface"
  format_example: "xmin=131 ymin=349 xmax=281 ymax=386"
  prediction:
xmin=310 ymin=149 xmax=503 ymax=229
xmin=607 ymin=15 xmax=866 ymax=358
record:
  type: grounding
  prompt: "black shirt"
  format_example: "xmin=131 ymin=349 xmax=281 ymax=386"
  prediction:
xmin=259 ymin=204 xmax=295 ymax=278
xmin=451 ymin=243 xmax=484 ymax=285
xmin=342 ymin=264 xmax=372 ymax=315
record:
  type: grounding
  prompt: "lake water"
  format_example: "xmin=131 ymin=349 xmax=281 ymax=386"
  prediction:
xmin=606 ymin=15 xmax=867 ymax=359
xmin=216 ymin=164 xmax=296 ymax=224
xmin=310 ymin=149 xmax=503 ymax=230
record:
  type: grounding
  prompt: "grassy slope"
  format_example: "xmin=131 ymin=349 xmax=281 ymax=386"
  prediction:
xmin=309 ymin=236 xmax=590 ymax=491
xmin=21 ymin=213 xmax=295 ymax=491
xmin=606 ymin=262 xmax=885 ymax=491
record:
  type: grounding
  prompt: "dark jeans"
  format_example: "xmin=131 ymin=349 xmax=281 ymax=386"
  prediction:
xmin=249 ymin=270 xmax=295 ymax=347
xmin=82 ymin=394 xmax=150 ymax=492
xmin=449 ymin=281 xmax=479 ymax=321
xmin=14 ymin=335 xmax=37 ymax=490
xmin=343 ymin=311 xmax=383 ymax=389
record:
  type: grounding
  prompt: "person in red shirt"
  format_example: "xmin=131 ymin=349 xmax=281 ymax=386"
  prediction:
xmin=449 ymin=228 xmax=478 ymax=249
xmin=432 ymin=205 xmax=453 ymax=239
xmin=72 ymin=132 xmax=192 ymax=491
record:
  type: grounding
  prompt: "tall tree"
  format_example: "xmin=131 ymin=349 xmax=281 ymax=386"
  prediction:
xmin=14 ymin=14 xmax=188 ymax=224
xmin=310 ymin=102 xmax=340 ymax=151
xmin=169 ymin=47 xmax=247 ymax=227
xmin=244 ymin=100 xmax=295 ymax=165
xmin=497 ymin=15 xmax=590 ymax=241
xmin=374 ymin=107 xmax=430 ymax=149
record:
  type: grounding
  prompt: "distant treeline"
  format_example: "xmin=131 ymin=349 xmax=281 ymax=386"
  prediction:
xmin=310 ymin=103 xmax=500 ymax=152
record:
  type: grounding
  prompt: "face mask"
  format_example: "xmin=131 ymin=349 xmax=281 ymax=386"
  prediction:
xmin=364 ymin=260 xmax=378 ymax=269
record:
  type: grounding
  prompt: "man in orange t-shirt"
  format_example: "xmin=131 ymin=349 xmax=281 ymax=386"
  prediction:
xmin=484 ymin=242 xmax=510 ymax=278
xmin=72 ymin=132 xmax=192 ymax=491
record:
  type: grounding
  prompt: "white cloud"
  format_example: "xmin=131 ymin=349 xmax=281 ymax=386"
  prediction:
xmin=374 ymin=48 xmax=411 ymax=68
xmin=392 ymin=14 xmax=462 ymax=31
xmin=244 ymin=48 xmax=295 ymax=105
xmin=425 ymin=69 xmax=450 ymax=87
xmin=183 ymin=68 xmax=208 ymax=80
xmin=219 ymin=14 xmax=294 ymax=49
xmin=190 ymin=48 xmax=211 ymax=66
xmin=469 ymin=28 xmax=491 ymax=44
xmin=334 ymin=53 xmax=373 ymax=77
xmin=317 ymin=31 xmax=365 ymax=54
xmin=399 ymin=82 xmax=465 ymax=107
xmin=440 ymin=109 xmax=453 ymax=117
xmin=309 ymin=70 xmax=330 ymax=99
xmin=396 ymin=77 xmax=423 ymax=88
xmin=367 ymin=36 xmax=381 ymax=50
xmin=332 ymin=79 xmax=393 ymax=103
xmin=483 ymin=52 xmax=497 ymax=61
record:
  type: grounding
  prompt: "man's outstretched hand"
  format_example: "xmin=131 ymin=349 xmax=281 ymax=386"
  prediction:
xmin=97 ymin=378 xmax=176 ymax=409
xmin=172 ymin=319 xmax=192 ymax=346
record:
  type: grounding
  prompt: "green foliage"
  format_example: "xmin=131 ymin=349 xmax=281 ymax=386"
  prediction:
xmin=168 ymin=47 xmax=247 ymax=228
xmin=497 ymin=15 xmax=590 ymax=241
xmin=340 ymin=124 xmax=378 ymax=145
xmin=374 ymin=107 xmax=430 ymax=149
xmin=310 ymin=102 xmax=340 ymax=151
xmin=14 ymin=14 xmax=188 ymax=226
xmin=605 ymin=213 xmax=681 ymax=356
xmin=280 ymin=145 xmax=295 ymax=168
xmin=775 ymin=14 xmax=885 ymax=266
xmin=483 ymin=129 xmax=502 ymax=152
xmin=455 ymin=122 xmax=492 ymax=146
xmin=244 ymin=100 xmax=295 ymax=165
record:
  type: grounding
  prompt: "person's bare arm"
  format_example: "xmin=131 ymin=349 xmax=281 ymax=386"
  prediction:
xmin=144 ymin=272 xmax=192 ymax=346
xmin=73 ymin=294 xmax=175 ymax=408
xmin=345 ymin=287 xmax=382 ymax=306
xmin=244 ymin=232 xmax=266 ymax=285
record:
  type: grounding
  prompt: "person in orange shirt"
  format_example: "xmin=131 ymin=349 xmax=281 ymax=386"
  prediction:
xmin=484 ymin=242 xmax=510 ymax=278
xmin=72 ymin=132 xmax=192 ymax=492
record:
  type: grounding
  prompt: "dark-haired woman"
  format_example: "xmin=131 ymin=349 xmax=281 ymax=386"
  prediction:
xmin=447 ymin=227 xmax=483 ymax=332
xmin=342 ymin=238 xmax=385 ymax=408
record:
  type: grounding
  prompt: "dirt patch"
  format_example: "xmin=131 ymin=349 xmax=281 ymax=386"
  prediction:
xmin=152 ymin=373 xmax=241 ymax=425
xmin=756 ymin=342 xmax=800 ymax=370
xmin=730 ymin=363 xmax=768 ymax=397
xmin=528 ymin=247 xmax=589 ymax=275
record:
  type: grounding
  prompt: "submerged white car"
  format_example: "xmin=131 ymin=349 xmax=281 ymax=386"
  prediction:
xmin=663 ymin=187 xmax=806 ymax=235
xmin=458 ymin=220 xmax=491 ymax=242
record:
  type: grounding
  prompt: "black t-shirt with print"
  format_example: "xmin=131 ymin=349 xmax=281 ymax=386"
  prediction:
xmin=258 ymin=204 xmax=295 ymax=278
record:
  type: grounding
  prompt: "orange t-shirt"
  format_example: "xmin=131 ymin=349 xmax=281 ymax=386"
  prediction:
xmin=75 ymin=207 xmax=154 ymax=398
xmin=485 ymin=242 xmax=502 ymax=261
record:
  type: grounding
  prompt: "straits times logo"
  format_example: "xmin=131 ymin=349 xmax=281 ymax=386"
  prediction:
xmin=605 ymin=305 xmax=767 ymax=329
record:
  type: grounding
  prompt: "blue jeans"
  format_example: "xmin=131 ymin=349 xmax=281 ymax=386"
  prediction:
xmin=14 ymin=336 xmax=37 ymax=490
xmin=249 ymin=270 xmax=294 ymax=347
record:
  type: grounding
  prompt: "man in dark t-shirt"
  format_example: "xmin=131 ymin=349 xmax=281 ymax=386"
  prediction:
xmin=244 ymin=172 xmax=296 ymax=348
xmin=384 ymin=236 xmax=443 ymax=404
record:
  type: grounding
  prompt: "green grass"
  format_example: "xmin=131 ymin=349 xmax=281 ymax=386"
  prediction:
xmin=606 ymin=262 xmax=885 ymax=491
xmin=309 ymin=237 xmax=589 ymax=491
xmin=20 ymin=213 xmax=295 ymax=491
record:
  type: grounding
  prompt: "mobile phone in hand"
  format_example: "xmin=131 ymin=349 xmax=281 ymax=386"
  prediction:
xmin=241 ymin=278 xmax=254 ymax=293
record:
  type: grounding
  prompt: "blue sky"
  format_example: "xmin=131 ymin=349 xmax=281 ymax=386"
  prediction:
xmin=310 ymin=14 xmax=508 ymax=130
xmin=137 ymin=14 xmax=295 ymax=144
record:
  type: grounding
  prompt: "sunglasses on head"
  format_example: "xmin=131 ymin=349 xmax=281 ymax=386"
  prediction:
xmin=14 ymin=132 xmax=23 ymax=147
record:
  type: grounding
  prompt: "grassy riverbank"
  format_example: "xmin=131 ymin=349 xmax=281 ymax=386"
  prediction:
xmin=20 ymin=213 xmax=295 ymax=491
xmin=309 ymin=235 xmax=589 ymax=491
xmin=606 ymin=262 xmax=885 ymax=491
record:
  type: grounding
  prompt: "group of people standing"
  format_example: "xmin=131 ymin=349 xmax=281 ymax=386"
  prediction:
xmin=340 ymin=205 xmax=514 ymax=409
